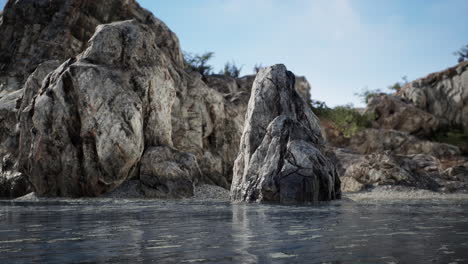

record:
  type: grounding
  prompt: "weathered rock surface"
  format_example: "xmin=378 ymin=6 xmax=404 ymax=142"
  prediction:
xmin=349 ymin=128 xmax=460 ymax=158
xmin=399 ymin=61 xmax=468 ymax=131
xmin=231 ymin=64 xmax=340 ymax=203
xmin=341 ymin=152 xmax=468 ymax=193
xmin=366 ymin=94 xmax=441 ymax=136
xmin=140 ymin=146 xmax=200 ymax=198
xmin=0 ymin=0 xmax=182 ymax=95
xmin=341 ymin=152 xmax=440 ymax=192
xmin=18 ymin=20 xmax=185 ymax=197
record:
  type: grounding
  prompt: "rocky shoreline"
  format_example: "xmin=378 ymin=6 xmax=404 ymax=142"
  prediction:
xmin=0 ymin=0 xmax=467 ymax=203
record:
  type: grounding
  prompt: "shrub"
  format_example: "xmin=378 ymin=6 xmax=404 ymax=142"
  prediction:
xmin=311 ymin=100 xmax=376 ymax=138
xmin=432 ymin=129 xmax=468 ymax=154
xmin=221 ymin=61 xmax=242 ymax=78
xmin=454 ymin=45 xmax=468 ymax=63
xmin=354 ymin=87 xmax=383 ymax=104
xmin=388 ymin=76 xmax=408 ymax=92
xmin=253 ymin=63 xmax=264 ymax=74
xmin=184 ymin=51 xmax=214 ymax=77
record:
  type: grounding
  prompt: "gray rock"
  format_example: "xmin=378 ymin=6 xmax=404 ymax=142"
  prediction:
xmin=399 ymin=61 xmax=468 ymax=132
xmin=0 ymin=0 xmax=183 ymax=94
xmin=140 ymin=146 xmax=200 ymax=199
xmin=231 ymin=64 xmax=340 ymax=203
xmin=349 ymin=128 xmax=460 ymax=158
xmin=366 ymin=94 xmax=441 ymax=136
xmin=19 ymin=20 xmax=182 ymax=197
xmin=342 ymin=152 xmax=440 ymax=192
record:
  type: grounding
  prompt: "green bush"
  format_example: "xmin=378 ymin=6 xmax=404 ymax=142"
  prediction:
xmin=221 ymin=61 xmax=242 ymax=78
xmin=432 ymin=129 xmax=468 ymax=154
xmin=354 ymin=87 xmax=383 ymax=104
xmin=311 ymin=100 xmax=376 ymax=138
xmin=184 ymin=51 xmax=214 ymax=77
xmin=387 ymin=76 xmax=408 ymax=92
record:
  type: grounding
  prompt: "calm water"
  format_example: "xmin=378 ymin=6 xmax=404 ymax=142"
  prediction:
xmin=0 ymin=197 xmax=467 ymax=264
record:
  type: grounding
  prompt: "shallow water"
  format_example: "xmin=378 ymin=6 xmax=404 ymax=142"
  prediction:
xmin=0 ymin=197 xmax=467 ymax=264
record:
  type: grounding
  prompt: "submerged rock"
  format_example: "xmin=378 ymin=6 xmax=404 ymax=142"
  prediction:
xmin=231 ymin=64 xmax=340 ymax=203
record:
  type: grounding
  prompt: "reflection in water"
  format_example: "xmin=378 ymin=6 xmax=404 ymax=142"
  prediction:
xmin=0 ymin=198 xmax=467 ymax=263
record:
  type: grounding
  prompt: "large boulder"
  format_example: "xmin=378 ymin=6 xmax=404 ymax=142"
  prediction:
xmin=140 ymin=146 xmax=201 ymax=198
xmin=18 ymin=20 xmax=184 ymax=197
xmin=341 ymin=151 xmax=468 ymax=193
xmin=341 ymin=152 xmax=440 ymax=192
xmin=399 ymin=61 xmax=468 ymax=132
xmin=0 ymin=0 xmax=182 ymax=95
xmin=349 ymin=128 xmax=460 ymax=158
xmin=366 ymin=94 xmax=441 ymax=137
xmin=230 ymin=64 xmax=341 ymax=203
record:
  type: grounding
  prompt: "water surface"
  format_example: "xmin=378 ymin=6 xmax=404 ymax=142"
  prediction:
xmin=1 ymin=197 xmax=467 ymax=264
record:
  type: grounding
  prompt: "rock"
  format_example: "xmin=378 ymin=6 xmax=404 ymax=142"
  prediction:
xmin=366 ymin=94 xmax=440 ymax=136
xmin=193 ymin=184 xmax=230 ymax=200
xmin=399 ymin=61 xmax=468 ymax=132
xmin=349 ymin=128 xmax=460 ymax=158
xmin=18 ymin=20 xmax=183 ymax=197
xmin=230 ymin=64 xmax=341 ymax=203
xmin=171 ymin=72 xmax=247 ymax=189
xmin=340 ymin=177 xmax=365 ymax=192
xmin=0 ymin=89 xmax=22 ymax=160
xmin=444 ymin=166 xmax=468 ymax=182
xmin=140 ymin=146 xmax=200 ymax=198
xmin=0 ymin=0 xmax=183 ymax=94
xmin=342 ymin=152 xmax=440 ymax=192
xmin=294 ymin=76 xmax=312 ymax=103
xmin=0 ymin=173 xmax=30 ymax=199
xmin=0 ymin=0 xmax=317 ymax=198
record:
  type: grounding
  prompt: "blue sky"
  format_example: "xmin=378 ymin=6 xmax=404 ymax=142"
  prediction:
xmin=2 ymin=0 xmax=467 ymax=106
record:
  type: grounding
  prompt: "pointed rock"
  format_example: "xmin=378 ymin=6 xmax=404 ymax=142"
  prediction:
xmin=230 ymin=64 xmax=341 ymax=203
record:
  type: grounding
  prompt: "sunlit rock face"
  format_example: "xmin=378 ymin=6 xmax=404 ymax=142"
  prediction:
xmin=0 ymin=0 xmax=320 ymax=198
xmin=399 ymin=61 xmax=468 ymax=132
xmin=18 ymin=20 xmax=182 ymax=196
xmin=231 ymin=64 xmax=341 ymax=204
xmin=0 ymin=0 xmax=182 ymax=95
xmin=365 ymin=94 xmax=441 ymax=137
xmin=349 ymin=128 xmax=460 ymax=158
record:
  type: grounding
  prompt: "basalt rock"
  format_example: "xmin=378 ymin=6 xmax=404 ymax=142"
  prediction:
xmin=230 ymin=64 xmax=340 ymax=203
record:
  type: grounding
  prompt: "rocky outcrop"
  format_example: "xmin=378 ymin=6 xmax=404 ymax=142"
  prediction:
xmin=341 ymin=152 xmax=468 ymax=193
xmin=0 ymin=0 xmax=182 ymax=96
xmin=399 ymin=61 xmax=468 ymax=131
xmin=230 ymin=64 xmax=340 ymax=203
xmin=349 ymin=128 xmax=460 ymax=158
xmin=341 ymin=152 xmax=440 ymax=192
xmin=366 ymin=94 xmax=440 ymax=137
xmin=140 ymin=146 xmax=200 ymax=198
xmin=18 ymin=20 xmax=183 ymax=197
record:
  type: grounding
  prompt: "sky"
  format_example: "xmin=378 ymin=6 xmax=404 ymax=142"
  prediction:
xmin=1 ymin=0 xmax=467 ymax=106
